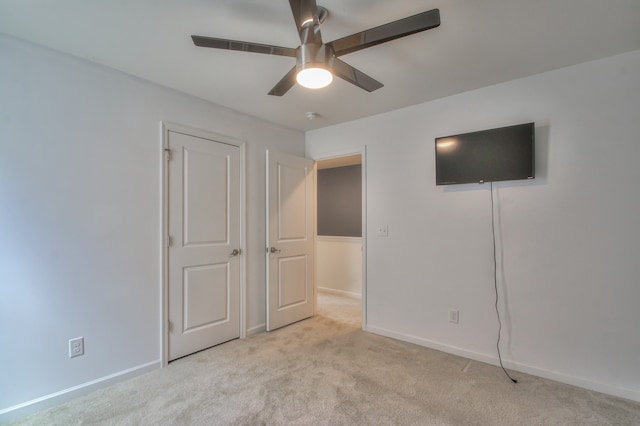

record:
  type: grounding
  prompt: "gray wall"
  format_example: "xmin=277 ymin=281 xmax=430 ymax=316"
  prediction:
xmin=317 ymin=165 xmax=362 ymax=237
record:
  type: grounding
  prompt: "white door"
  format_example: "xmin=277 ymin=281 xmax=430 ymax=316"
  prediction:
xmin=266 ymin=151 xmax=315 ymax=331
xmin=168 ymin=130 xmax=241 ymax=361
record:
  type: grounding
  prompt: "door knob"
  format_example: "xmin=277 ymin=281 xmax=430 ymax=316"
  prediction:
xmin=269 ymin=247 xmax=281 ymax=253
xmin=228 ymin=249 xmax=240 ymax=257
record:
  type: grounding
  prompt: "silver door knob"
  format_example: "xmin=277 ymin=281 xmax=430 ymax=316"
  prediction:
xmin=269 ymin=247 xmax=281 ymax=253
xmin=229 ymin=249 xmax=240 ymax=257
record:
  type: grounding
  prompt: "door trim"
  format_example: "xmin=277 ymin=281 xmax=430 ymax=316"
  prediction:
xmin=311 ymin=146 xmax=367 ymax=331
xmin=160 ymin=121 xmax=247 ymax=367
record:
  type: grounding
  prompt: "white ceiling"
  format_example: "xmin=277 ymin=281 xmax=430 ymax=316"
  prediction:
xmin=1 ymin=0 xmax=639 ymax=132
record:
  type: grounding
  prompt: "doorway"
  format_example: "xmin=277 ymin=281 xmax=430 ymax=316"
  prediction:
xmin=314 ymin=150 xmax=366 ymax=329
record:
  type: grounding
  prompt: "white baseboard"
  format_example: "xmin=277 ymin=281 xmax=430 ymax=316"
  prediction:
xmin=316 ymin=236 xmax=362 ymax=243
xmin=246 ymin=323 xmax=266 ymax=337
xmin=0 ymin=360 xmax=161 ymax=423
xmin=366 ymin=324 xmax=640 ymax=403
xmin=318 ymin=287 xmax=362 ymax=300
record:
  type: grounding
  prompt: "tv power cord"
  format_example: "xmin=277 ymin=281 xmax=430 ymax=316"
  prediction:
xmin=490 ymin=181 xmax=519 ymax=384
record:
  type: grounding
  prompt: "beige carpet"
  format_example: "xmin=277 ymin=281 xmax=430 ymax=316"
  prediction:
xmin=10 ymin=292 xmax=640 ymax=425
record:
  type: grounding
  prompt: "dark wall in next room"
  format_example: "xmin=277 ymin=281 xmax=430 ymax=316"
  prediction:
xmin=317 ymin=165 xmax=361 ymax=237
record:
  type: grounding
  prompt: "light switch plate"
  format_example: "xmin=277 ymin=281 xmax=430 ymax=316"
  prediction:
xmin=449 ymin=309 xmax=459 ymax=324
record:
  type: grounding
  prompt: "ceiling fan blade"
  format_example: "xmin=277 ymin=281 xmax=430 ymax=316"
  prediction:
xmin=268 ymin=66 xmax=298 ymax=96
xmin=328 ymin=8 xmax=440 ymax=57
xmin=330 ymin=57 xmax=384 ymax=92
xmin=289 ymin=0 xmax=323 ymax=45
xmin=191 ymin=35 xmax=296 ymax=57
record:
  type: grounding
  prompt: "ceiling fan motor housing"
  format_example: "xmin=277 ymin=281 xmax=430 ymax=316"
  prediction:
xmin=296 ymin=43 xmax=332 ymax=73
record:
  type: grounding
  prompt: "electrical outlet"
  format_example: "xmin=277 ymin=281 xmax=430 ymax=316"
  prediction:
xmin=69 ymin=337 xmax=84 ymax=358
xmin=377 ymin=224 xmax=389 ymax=237
xmin=449 ymin=309 xmax=459 ymax=324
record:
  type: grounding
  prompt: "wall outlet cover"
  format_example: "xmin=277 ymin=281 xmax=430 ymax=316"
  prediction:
xmin=69 ymin=337 xmax=84 ymax=358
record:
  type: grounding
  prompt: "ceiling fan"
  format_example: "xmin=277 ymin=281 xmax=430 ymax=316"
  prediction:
xmin=191 ymin=0 xmax=440 ymax=96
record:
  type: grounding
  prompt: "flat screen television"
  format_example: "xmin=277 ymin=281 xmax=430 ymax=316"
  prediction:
xmin=435 ymin=122 xmax=535 ymax=185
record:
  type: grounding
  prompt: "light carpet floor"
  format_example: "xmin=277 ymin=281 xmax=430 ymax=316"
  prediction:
xmin=10 ymin=292 xmax=640 ymax=425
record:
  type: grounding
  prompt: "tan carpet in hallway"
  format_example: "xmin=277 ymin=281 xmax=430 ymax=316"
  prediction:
xmin=10 ymin=292 xmax=640 ymax=425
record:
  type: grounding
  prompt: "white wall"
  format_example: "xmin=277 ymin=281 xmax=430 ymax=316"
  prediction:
xmin=0 ymin=34 xmax=304 ymax=417
xmin=317 ymin=236 xmax=362 ymax=298
xmin=307 ymin=50 xmax=640 ymax=401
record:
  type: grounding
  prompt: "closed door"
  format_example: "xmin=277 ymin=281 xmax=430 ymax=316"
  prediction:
xmin=266 ymin=150 xmax=314 ymax=331
xmin=168 ymin=130 xmax=241 ymax=361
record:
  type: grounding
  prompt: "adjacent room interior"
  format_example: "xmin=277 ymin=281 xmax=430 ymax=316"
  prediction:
xmin=316 ymin=154 xmax=363 ymax=322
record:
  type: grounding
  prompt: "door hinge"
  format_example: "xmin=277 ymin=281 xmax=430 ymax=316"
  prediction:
xmin=167 ymin=235 xmax=173 ymax=248
xmin=164 ymin=148 xmax=172 ymax=161
xmin=168 ymin=320 xmax=174 ymax=333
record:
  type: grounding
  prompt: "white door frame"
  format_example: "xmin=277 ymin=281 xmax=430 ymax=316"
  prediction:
xmin=311 ymin=146 xmax=367 ymax=330
xmin=160 ymin=121 xmax=247 ymax=367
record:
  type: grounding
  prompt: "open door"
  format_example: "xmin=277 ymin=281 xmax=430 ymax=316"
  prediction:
xmin=266 ymin=150 xmax=315 ymax=331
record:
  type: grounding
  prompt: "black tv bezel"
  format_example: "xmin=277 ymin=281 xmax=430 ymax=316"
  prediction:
xmin=435 ymin=122 xmax=535 ymax=186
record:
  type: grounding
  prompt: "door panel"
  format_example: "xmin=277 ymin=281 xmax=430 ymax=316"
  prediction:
xmin=183 ymin=148 xmax=229 ymax=245
xmin=183 ymin=263 xmax=229 ymax=331
xmin=278 ymin=255 xmax=309 ymax=307
xmin=278 ymin=164 xmax=308 ymax=240
xmin=266 ymin=151 xmax=314 ymax=331
xmin=168 ymin=131 xmax=240 ymax=361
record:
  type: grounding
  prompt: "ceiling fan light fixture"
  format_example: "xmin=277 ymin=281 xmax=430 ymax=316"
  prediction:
xmin=192 ymin=5 xmax=440 ymax=96
xmin=296 ymin=66 xmax=333 ymax=89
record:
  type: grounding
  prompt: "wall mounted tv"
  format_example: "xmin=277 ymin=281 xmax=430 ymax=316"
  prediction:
xmin=435 ymin=122 xmax=535 ymax=185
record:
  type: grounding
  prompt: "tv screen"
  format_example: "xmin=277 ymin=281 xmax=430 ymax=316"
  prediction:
xmin=435 ymin=122 xmax=535 ymax=185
